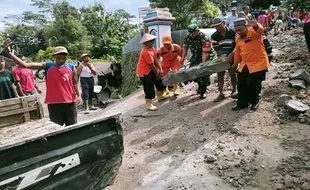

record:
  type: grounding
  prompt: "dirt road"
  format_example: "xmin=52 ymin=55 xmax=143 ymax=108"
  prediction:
xmin=102 ymin=29 xmax=310 ymax=190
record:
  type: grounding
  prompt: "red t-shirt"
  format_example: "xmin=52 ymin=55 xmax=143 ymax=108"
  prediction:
xmin=45 ymin=62 xmax=76 ymax=104
xmin=12 ymin=67 xmax=35 ymax=93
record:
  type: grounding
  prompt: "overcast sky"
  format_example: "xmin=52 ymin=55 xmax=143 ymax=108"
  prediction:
xmin=0 ymin=0 xmax=150 ymax=31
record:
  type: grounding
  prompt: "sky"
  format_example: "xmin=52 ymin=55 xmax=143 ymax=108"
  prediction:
xmin=0 ymin=0 xmax=150 ymax=31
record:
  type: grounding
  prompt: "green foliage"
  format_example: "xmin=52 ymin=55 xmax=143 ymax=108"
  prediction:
xmin=150 ymin=0 xmax=220 ymax=30
xmin=1 ymin=0 xmax=137 ymax=62
xmin=36 ymin=46 xmax=54 ymax=61
xmin=250 ymin=0 xmax=281 ymax=9
xmin=281 ymin=0 xmax=310 ymax=12
xmin=120 ymin=51 xmax=141 ymax=97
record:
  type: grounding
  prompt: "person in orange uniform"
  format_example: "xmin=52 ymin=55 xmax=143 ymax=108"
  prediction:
xmin=233 ymin=18 xmax=270 ymax=111
xmin=156 ymin=35 xmax=182 ymax=96
xmin=137 ymin=33 xmax=169 ymax=111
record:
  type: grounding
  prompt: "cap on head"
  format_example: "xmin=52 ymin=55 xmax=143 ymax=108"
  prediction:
xmin=238 ymin=11 xmax=246 ymax=17
xmin=234 ymin=18 xmax=247 ymax=27
xmin=232 ymin=7 xmax=237 ymax=11
xmin=211 ymin=17 xmax=223 ymax=27
xmin=81 ymin=53 xmax=91 ymax=59
xmin=140 ymin=33 xmax=158 ymax=44
xmin=53 ymin=46 xmax=68 ymax=55
xmin=187 ymin=24 xmax=198 ymax=33
xmin=162 ymin=35 xmax=172 ymax=44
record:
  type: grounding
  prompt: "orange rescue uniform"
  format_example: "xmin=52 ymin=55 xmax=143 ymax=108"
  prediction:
xmin=137 ymin=46 xmax=156 ymax=77
xmin=234 ymin=23 xmax=270 ymax=73
xmin=155 ymin=44 xmax=182 ymax=76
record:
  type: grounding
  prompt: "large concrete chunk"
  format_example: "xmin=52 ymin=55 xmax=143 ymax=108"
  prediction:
xmin=285 ymin=100 xmax=310 ymax=115
xmin=290 ymin=69 xmax=310 ymax=84
xmin=289 ymin=79 xmax=306 ymax=90
xmin=162 ymin=55 xmax=231 ymax=85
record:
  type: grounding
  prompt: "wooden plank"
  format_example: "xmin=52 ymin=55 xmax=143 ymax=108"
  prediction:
xmin=36 ymin=96 xmax=44 ymax=119
xmin=0 ymin=95 xmax=38 ymax=107
xmin=0 ymin=100 xmax=38 ymax=113
xmin=0 ymin=115 xmax=24 ymax=128
xmin=0 ymin=106 xmax=38 ymax=118
xmin=21 ymin=98 xmax=31 ymax=122
xmin=0 ymin=104 xmax=22 ymax=112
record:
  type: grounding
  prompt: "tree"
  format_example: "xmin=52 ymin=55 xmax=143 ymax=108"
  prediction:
xmin=80 ymin=3 xmax=138 ymax=59
xmin=43 ymin=1 xmax=91 ymax=59
xmin=281 ymin=0 xmax=310 ymax=12
xmin=250 ymin=0 xmax=281 ymax=9
xmin=149 ymin=0 xmax=220 ymax=30
xmin=4 ymin=25 xmax=45 ymax=57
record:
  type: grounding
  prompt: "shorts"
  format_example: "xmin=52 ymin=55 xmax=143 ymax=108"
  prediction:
xmin=275 ymin=20 xmax=283 ymax=29
xmin=48 ymin=103 xmax=77 ymax=126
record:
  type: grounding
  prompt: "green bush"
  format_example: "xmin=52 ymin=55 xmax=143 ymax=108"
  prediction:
xmin=120 ymin=51 xmax=141 ymax=96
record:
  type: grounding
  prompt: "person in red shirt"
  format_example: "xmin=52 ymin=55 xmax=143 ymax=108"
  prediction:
xmin=156 ymin=35 xmax=182 ymax=96
xmin=13 ymin=56 xmax=42 ymax=96
xmin=137 ymin=33 xmax=169 ymax=111
xmin=3 ymin=39 xmax=81 ymax=126
xmin=267 ymin=10 xmax=275 ymax=30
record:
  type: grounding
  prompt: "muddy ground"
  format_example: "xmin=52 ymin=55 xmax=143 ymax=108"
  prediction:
xmin=103 ymin=29 xmax=310 ymax=190
xmin=33 ymin=29 xmax=310 ymax=190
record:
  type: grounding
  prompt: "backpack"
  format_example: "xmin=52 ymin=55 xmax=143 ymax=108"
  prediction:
xmin=263 ymin=36 xmax=272 ymax=55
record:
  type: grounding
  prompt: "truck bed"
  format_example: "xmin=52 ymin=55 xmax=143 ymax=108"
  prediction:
xmin=0 ymin=113 xmax=124 ymax=190
xmin=0 ymin=113 xmax=121 ymax=151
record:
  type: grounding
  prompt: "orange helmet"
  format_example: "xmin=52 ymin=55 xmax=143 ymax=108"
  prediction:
xmin=162 ymin=35 xmax=172 ymax=44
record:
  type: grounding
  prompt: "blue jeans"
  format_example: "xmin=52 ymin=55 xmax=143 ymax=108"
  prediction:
xmin=80 ymin=77 xmax=94 ymax=101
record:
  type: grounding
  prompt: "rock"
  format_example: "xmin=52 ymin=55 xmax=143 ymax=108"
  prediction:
xmin=302 ymin=182 xmax=310 ymax=190
xmin=205 ymin=155 xmax=218 ymax=163
xmin=231 ymin=126 xmax=240 ymax=134
xmin=253 ymin=148 xmax=260 ymax=155
xmin=277 ymin=94 xmax=293 ymax=107
xmin=300 ymin=119 xmax=306 ymax=123
xmin=232 ymin=180 xmax=239 ymax=187
xmin=299 ymin=114 xmax=305 ymax=119
xmin=289 ymin=79 xmax=307 ymax=90
xmin=284 ymin=174 xmax=295 ymax=188
xmin=290 ymin=69 xmax=310 ymax=84
xmin=275 ymin=183 xmax=286 ymax=190
xmin=281 ymin=73 xmax=290 ymax=79
xmin=217 ymin=144 xmax=225 ymax=150
xmin=286 ymin=100 xmax=310 ymax=115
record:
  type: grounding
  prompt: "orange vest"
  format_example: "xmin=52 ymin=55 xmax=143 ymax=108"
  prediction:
xmin=234 ymin=24 xmax=270 ymax=73
xmin=156 ymin=44 xmax=182 ymax=66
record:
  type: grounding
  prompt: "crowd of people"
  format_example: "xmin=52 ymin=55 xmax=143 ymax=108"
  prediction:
xmin=1 ymin=4 xmax=308 ymax=126
xmin=137 ymin=5 xmax=302 ymax=111
xmin=0 ymin=42 xmax=122 ymax=126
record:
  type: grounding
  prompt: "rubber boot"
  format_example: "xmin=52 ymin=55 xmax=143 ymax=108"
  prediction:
xmin=89 ymin=99 xmax=97 ymax=110
xmin=156 ymin=91 xmax=169 ymax=102
xmin=173 ymin=84 xmax=179 ymax=96
xmin=84 ymin=100 xmax=90 ymax=114
xmin=163 ymin=86 xmax=169 ymax=96
xmin=145 ymin=99 xmax=158 ymax=111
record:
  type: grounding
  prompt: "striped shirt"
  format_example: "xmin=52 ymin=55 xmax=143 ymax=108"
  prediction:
xmin=211 ymin=27 xmax=236 ymax=55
